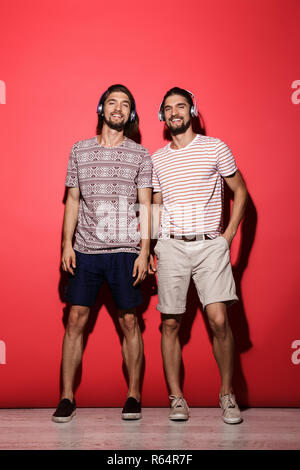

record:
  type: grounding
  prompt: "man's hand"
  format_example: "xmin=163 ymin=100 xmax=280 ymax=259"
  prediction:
xmin=132 ymin=252 xmax=148 ymax=286
xmin=148 ymin=254 xmax=157 ymax=275
xmin=221 ymin=232 xmax=234 ymax=249
xmin=132 ymin=253 xmax=148 ymax=286
xmin=61 ymin=244 xmax=76 ymax=275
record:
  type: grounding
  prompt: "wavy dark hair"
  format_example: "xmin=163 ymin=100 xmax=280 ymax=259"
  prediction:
xmin=96 ymin=84 xmax=139 ymax=139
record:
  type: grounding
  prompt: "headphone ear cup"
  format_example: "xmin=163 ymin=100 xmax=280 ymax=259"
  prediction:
xmin=158 ymin=108 xmax=165 ymax=121
xmin=96 ymin=92 xmax=106 ymax=114
xmin=190 ymin=105 xmax=198 ymax=118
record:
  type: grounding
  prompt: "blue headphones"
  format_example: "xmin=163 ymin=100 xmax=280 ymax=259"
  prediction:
xmin=96 ymin=90 xmax=136 ymax=123
xmin=158 ymin=89 xmax=198 ymax=121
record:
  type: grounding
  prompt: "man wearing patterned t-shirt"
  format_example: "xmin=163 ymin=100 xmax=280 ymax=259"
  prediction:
xmin=149 ymin=87 xmax=248 ymax=424
xmin=52 ymin=84 xmax=152 ymax=423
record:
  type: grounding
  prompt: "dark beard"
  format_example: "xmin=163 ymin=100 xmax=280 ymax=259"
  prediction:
xmin=103 ymin=115 xmax=128 ymax=132
xmin=167 ymin=119 xmax=191 ymax=136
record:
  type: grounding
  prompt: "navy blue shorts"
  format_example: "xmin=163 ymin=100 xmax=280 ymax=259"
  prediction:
xmin=64 ymin=250 xmax=143 ymax=310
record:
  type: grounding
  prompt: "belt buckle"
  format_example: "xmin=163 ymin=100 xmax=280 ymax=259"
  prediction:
xmin=170 ymin=234 xmax=207 ymax=241
xmin=184 ymin=234 xmax=204 ymax=242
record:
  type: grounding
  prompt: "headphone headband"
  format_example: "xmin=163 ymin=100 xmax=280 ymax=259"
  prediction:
xmin=158 ymin=89 xmax=198 ymax=121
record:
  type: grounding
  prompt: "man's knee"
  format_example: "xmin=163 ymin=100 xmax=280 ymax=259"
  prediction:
xmin=161 ymin=314 xmax=182 ymax=336
xmin=119 ymin=312 xmax=139 ymax=335
xmin=206 ymin=304 xmax=228 ymax=338
xmin=67 ymin=305 xmax=90 ymax=335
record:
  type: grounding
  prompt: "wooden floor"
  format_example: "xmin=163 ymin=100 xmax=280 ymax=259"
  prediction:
xmin=0 ymin=408 xmax=299 ymax=450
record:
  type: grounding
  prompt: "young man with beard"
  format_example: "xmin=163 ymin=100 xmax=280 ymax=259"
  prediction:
xmin=52 ymin=84 xmax=152 ymax=423
xmin=149 ymin=87 xmax=248 ymax=424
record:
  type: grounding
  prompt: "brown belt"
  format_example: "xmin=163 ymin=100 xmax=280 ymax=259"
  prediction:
xmin=169 ymin=234 xmax=212 ymax=242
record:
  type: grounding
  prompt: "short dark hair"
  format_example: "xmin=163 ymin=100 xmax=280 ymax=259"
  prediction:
xmin=96 ymin=84 xmax=139 ymax=138
xmin=160 ymin=87 xmax=194 ymax=116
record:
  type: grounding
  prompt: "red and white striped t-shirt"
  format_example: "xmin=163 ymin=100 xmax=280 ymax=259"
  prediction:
xmin=151 ymin=134 xmax=238 ymax=238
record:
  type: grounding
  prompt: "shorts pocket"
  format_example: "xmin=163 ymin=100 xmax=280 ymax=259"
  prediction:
xmin=154 ymin=241 xmax=160 ymax=255
xmin=219 ymin=235 xmax=229 ymax=249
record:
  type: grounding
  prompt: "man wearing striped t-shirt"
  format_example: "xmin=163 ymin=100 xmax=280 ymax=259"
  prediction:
xmin=149 ymin=87 xmax=248 ymax=424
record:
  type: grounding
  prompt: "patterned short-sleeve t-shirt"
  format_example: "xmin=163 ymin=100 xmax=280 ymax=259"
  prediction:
xmin=65 ymin=136 xmax=152 ymax=254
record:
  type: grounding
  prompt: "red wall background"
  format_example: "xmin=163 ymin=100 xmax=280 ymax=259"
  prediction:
xmin=0 ymin=0 xmax=299 ymax=407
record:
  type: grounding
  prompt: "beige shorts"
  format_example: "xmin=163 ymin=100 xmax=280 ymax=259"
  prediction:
xmin=154 ymin=236 xmax=238 ymax=313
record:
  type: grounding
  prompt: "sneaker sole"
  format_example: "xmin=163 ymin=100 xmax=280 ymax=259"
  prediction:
xmin=52 ymin=411 xmax=76 ymax=423
xmin=169 ymin=414 xmax=189 ymax=421
xmin=222 ymin=416 xmax=243 ymax=424
xmin=122 ymin=413 xmax=142 ymax=420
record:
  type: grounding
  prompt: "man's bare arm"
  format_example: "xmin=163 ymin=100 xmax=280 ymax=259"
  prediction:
xmin=148 ymin=191 xmax=163 ymax=274
xmin=61 ymin=187 xmax=80 ymax=274
xmin=132 ymin=187 xmax=152 ymax=286
xmin=138 ymin=187 xmax=152 ymax=256
xmin=152 ymin=191 xmax=163 ymax=239
xmin=222 ymin=170 xmax=248 ymax=246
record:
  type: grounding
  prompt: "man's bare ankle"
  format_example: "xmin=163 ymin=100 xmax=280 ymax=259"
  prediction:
xmin=127 ymin=393 xmax=141 ymax=402
xmin=61 ymin=394 xmax=74 ymax=402
xmin=169 ymin=390 xmax=183 ymax=398
xmin=220 ymin=388 xmax=233 ymax=397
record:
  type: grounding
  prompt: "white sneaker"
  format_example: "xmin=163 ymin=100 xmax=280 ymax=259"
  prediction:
xmin=219 ymin=393 xmax=242 ymax=424
xmin=169 ymin=395 xmax=189 ymax=421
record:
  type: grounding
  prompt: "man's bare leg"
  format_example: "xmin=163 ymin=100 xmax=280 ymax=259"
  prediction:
xmin=161 ymin=314 xmax=183 ymax=397
xmin=160 ymin=314 xmax=189 ymax=420
xmin=206 ymin=302 xmax=242 ymax=423
xmin=205 ymin=302 xmax=234 ymax=395
xmin=61 ymin=305 xmax=90 ymax=401
xmin=118 ymin=309 xmax=143 ymax=401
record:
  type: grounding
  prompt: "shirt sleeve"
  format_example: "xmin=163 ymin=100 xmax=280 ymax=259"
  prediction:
xmin=65 ymin=145 xmax=79 ymax=187
xmin=136 ymin=150 xmax=153 ymax=188
xmin=152 ymin=165 xmax=161 ymax=193
xmin=215 ymin=140 xmax=238 ymax=177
